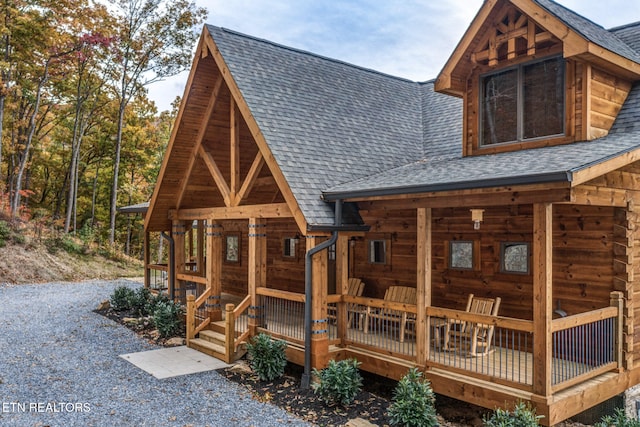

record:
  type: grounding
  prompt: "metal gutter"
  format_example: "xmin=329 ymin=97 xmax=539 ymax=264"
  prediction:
xmin=322 ymin=170 xmax=573 ymax=202
xmin=301 ymin=199 xmax=343 ymax=389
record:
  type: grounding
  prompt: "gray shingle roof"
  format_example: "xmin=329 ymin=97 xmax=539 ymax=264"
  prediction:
xmin=207 ymin=1 xmax=640 ymax=224
xmin=534 ymin=0 xmax=640 ymax=64
xmin=324 ymin=83 xmax=640 ymax=200
xmin=209 ymin=26 xmax=429 ymax=226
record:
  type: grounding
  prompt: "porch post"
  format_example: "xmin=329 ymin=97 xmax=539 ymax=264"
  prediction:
xmin=206 ymin=221 xmax=223 ymax=321
xmin=336 ymin=234 xmax=350 ymax=345
xmin=248 ymin=218 xmax=267 ymax=335
xmin=172 ymin=220 xmax=186 ymax=302
xmin=197 ymin=220 xmax=205 ymax=275
xmin=417 ymin=208 xmax=432 ymax=367
xmin=532 ymin=203 xmax=553 ymax=398
xmin=307 ymin=234 xmax=330 ymax=369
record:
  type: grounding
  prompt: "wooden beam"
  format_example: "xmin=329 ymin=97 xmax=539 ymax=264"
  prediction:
xmin=435 ymin=0 xmax=499 ymax=94
xmin=564 ymin=185 xmax=628 ymax=207
xmin=235 ymin=152 xmax=265 ymax=205
xmin=532 ymin=203 xmax=553 ymax=397
xmin=176 ymin=75 xmax=224 ymax=210
xmin=307 ymin=235 xmax=330 ymax=369
xmin=354 ymin=186 xmax=572 ymax=210
xmin=169 ymin=202 xmax=293 ymax=221
xmin=198 ymin=145 xmax=231 ymax=206
xmin=204 ymin=27 xmax=309 ymax=233
xmin=248 ymin=218 xmax=267 ymax=335
xmin=571 ymin=147 xmax=640 ymax=186
xmin=416 ymin=208 xmax=431 ymax=367
xmin=230 ymin=97 xmax=240 ymax=205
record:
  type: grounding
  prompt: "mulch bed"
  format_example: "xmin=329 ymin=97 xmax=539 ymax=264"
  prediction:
xmin=95 ymin=300 xmax=591 ymax=426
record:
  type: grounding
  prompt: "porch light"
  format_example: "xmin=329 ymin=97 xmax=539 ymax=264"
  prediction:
xmin=470 ymin=209 xmax=484 ymax=230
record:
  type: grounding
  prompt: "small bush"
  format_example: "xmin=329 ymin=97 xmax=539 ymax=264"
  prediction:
xmin=0 ymin=220 xmax=11 ymax=247
xmin=312 ymin=358 xmax=362 ymax=407
xmin=246 ymin=333 xmax=288 ymax=381
xmin=152 ymin=300 xmax=184 ymax=338
xmin=128 ymin=287 xmax=152 ymax=316
xmin=595 ymin=408 xmax=640 ymax=427
xmin=388 ymin=367 xmax=438 ymax=427
xmin=110 ymin=286 xmax=135 ymax=311
xmin=145 ymin=292 xmax=170 ymax=315
xmin=483 ymin=401 xmax=542 ymax=427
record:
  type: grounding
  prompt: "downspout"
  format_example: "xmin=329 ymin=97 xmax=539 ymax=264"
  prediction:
xmin=301 ymin=199 xmax=342 ymax=389
xmin=161 ymin=232 xmax=175 ymax=301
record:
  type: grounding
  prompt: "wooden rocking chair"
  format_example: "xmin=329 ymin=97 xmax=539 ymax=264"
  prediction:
xmin=327 ymin=278 xmax=365 ymax=326
xmin=363 ymin=286 xmax=417 ymax=342
xmin=444 ymin=294 xmax=501 ymax=356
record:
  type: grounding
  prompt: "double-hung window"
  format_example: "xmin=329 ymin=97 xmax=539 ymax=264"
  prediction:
xmin=481 ymin=56 xmax=565 ymax=146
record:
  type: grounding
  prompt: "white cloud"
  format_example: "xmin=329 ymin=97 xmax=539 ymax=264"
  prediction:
xmin=148 ymin=0 xmax=640 ymax=111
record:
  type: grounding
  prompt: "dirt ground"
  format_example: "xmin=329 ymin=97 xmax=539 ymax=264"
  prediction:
xmin=0 ymin=240 xmax=142 ymax=284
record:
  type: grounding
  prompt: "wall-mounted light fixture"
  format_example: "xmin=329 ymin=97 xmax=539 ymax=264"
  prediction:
xmin=470 ymin=209 xmax=484 ymax=230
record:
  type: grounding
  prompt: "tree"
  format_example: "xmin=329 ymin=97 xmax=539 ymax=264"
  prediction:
xmin=106 ymin=0 xmax=207 ymax=245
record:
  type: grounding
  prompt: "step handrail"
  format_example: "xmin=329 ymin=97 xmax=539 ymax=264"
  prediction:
xmin=225 ymin=295 xmax=251 ymax=361
xmin=186 ymin=288 xmax=212 ymax=343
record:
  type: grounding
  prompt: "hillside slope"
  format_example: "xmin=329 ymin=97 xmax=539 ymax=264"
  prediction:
xmin=0 ymin=241 xmax=143 ymax=284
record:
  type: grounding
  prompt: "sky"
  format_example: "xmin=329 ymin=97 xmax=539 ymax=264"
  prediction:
xmin=147 ymin=0 xmax=640 ymax=112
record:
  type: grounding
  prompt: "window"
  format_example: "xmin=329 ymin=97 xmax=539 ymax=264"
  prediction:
xmin=481 ymin=56 xmax=564 ymax=146
xmin=449 ymin=241 xmax=474 ymax=270
xmin=369 ymin=240 xmax=387 ymax=264
xmin=501 ymin=242 xmax=529 ymax=274
xmin=283 ymin=237 xmax=298 ymax=259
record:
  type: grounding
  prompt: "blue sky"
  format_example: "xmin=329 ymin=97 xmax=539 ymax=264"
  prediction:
xmin=148 ymin=0 xmax=640 ymax=112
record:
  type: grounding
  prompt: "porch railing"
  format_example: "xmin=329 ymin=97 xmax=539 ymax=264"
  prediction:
xmin=225 ymin=295 xmax=251 ymax=360
xmin=257 ymin=288 xmax=307 ymax=345
xmin=341 ymin=296 xmax=417 ymax=359
xmin=551 ymin=303 xmax=621 ymax=392
xmin=186 ymin=288 xmax=213 ymax=342
xmin=426 ymin=306 xmax=535 ymax=389
xmin=147 ymin=263 xmax=168 ymax=290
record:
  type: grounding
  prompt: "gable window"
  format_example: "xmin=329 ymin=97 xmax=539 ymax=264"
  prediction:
xmin=481 ymin=56 xmax=564 ymax=146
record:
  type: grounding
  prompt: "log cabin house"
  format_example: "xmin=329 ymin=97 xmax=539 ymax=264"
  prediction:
xmin=142 ymin=0 xmax=640 ymax=424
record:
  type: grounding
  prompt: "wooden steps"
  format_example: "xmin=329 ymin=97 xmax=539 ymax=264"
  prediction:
xmin=188 ymin=324 xmax=246 ymax=363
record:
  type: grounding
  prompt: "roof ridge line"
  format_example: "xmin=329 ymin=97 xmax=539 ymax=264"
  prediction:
xmin=209 ymin=25 xmax=419 ymax=84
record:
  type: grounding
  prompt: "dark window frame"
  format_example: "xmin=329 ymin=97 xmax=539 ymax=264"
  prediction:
xmin=500 ymin=241 xmax=530 ymax=274
xmin=480 ymin=55 xmax=565 ymax=146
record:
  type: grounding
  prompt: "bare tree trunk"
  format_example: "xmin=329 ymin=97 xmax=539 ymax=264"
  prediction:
xmin=109 ymin=99 xmax=125 ymax=245
xmin=11 ymin=59 xmax=51 ymax=217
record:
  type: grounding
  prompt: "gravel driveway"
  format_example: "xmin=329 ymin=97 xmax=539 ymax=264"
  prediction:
xmin=0 ymin=279 xmax=312 ymax=427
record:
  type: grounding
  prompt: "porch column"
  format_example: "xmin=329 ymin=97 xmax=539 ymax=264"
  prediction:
xmin=248 ymin=218 xmax=267 ymax=334
xmin=417 ymin=208 xmax=432 ymax=367
xmin=336 ymin=234 xmax=350 ymax=345
xmin=197 ymin=220 xmax=205 ymax=275
xmin=206 ymin=221 xmax=223 ymax=321
xmin=172 ymin=220 xmax=186 ymax=302
xmin=533 ymin=203 xmax=553 ymax=397
xmin=307 ymin=234 xmax=330 ymax=369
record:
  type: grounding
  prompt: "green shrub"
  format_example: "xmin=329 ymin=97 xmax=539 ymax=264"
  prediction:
xmin=312 ymin=358 xmax=362 ymax=407
xmin=128 ymin=287 xmax=152 ymax=316
xmin=246 ymin=333 xmax=288 ymax=381
xmin=388 ymin=367 xmax=438 ymax=427
xmin=145 ymin=292 xmax=170 ymax=315
xmin=0 ymin=220 xmax=11 ymax=247
xmin=110 ymin=286 xmax=135 ymax=311
xmin=595 ymin=408 xmax=640 ymax=427
xmin=483 ymin=401 xmax=543 ymax=427
xmin=152 ymin=300 xmax=184 ymax=338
